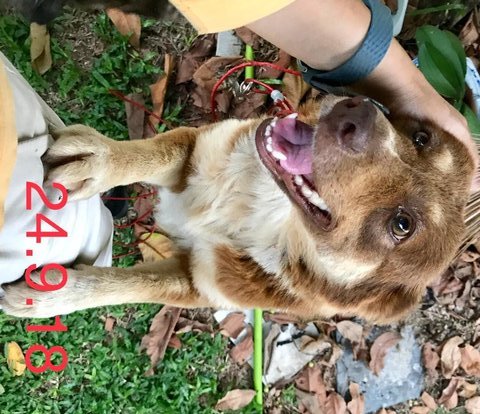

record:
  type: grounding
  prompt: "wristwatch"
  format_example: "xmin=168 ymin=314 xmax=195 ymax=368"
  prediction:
xmin=298 ymin=0 xmax=394 ymax=90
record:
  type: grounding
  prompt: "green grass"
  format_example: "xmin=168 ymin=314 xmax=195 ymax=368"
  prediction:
xmin=0 ymin=306 xmax=234 ymax=414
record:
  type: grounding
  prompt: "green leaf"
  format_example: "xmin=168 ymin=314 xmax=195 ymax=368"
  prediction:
xmin=445 ymin=31 xmax=467 ymax=76
xmin=416 ymin=26 xmax=466 ymax=101
xmin=461 ymin=103 xmax=480 ymax=138
xmin=416 ymin=26 xmax=466 ymax=78
xmin=418 ymin=43 xmax=464 ymax=100
xmin=91 ymin=70 xmax=111 ymax=89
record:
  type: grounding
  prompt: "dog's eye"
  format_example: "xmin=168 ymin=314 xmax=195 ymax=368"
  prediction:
xmin=390 ymin=212 xmax=414 ymax=241
xmin=412 ymin=131 xmax=430 ymax=148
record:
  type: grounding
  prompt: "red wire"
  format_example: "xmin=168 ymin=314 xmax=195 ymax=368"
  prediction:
xmin=108 ymin=89 xmax=172 ymax=130
xmin=210 ymin=61 xmax=301 ymax=121
xmin=112 ymin=251 xmax=139 ymax=260
xmin=102 ymin=190 xmax=157 ymax=201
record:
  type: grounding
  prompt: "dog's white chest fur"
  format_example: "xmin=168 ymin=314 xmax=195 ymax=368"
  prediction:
xmin=154 ymin=120 xmax=292 ymax=306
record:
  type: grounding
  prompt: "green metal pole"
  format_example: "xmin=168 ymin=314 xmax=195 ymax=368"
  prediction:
xmin=245 ymin=45 xmax=254 ymax=79
xmin=253 ymin=308 xmax=263 ymax=407
xmin=244 ymin=43 xmax=263 ymax=409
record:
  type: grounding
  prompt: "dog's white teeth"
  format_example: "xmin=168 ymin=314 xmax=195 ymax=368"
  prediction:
xmin=271 ymin=117 xmax=278 ymax=128
xmin=267 ymin=137 xmax=273 ymax=145
xmin=308 ymin=191 xmax=329 ymax=211
xmin=294 ymin=175 xmax=303 ymax=186
xmin=272 ymin=150 xmax=287 ymax=161
xmin=286 ymin=113 xmax=298 ymax=119
xmin=301 ymin=185 xmax=312 ymax=198
xmin=266 ymin=143 xmax=273 ymax=153
xmin=265 ymin=125 xmax=272 ymax=137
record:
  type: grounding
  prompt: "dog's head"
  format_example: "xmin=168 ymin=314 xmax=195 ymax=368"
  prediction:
xmin=255 ymin=95 xmax=475 ymax=322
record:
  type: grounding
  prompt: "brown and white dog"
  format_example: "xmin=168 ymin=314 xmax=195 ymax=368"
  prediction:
xmin=0 ymin=95 xmax=475 ymax=323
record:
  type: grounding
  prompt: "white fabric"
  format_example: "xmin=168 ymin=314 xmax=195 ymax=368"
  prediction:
xmin=0 ymin=51 xmax=113 ymax=284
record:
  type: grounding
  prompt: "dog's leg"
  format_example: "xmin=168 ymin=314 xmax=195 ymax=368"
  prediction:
xmin=44 ymin=125 xmax=198 ymax=200
xmin=0 ymin=253 xmax=211 ymax=318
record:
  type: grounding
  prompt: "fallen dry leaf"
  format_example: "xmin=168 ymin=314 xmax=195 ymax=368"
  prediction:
xmin=324 ymin=343 xmax=343 ymax=368
xmin=258 ymin=50 xmax=291 ymax=79
xmin=438 ymin=378 xmax=459 ymax=409
xmin=219 ymin=312 xmax=245 ymax=339
xmin=325 ymin=392 xmax=347 ymax=414
xmin=460 ymin=13 xmax=479 ymax=47
xmin=441 ymin=336 xmax=464 ymax=378
xmin=295 ymin=365 xmax=327 ymax=402
xmin=369 ymin=331 xmax=401 ymax=375
xmin=297 ymin=389 xmax=324 ymax=414
xmin=263 ymin=323 xmax=281 ymax=374
xmin=215 ymin=389 xmax=256 ymax=411
xmin=234 ymin=27 xmax=261 ymax=48
xmin=422 ymin=342 xmax=440 ymax=381
xmin=176 ymin=35 xmax=216 ymax=84
xmin=459 ymin=380 xmax=478 ymax=398
xmin=167 ymin=334 xmax=182 ymax=349
xmin=346 ymin=383 xmax=364 ymax=414
xmin=461 ymin=344 xmax=480 ymax=376
xmin=336 ymin=321 xmax=363 ymax=345
xmin=138 ymin=233 xmax=174 ymax=263
xmin=175 ymin=317 xmax=213 ymax=334
xmin=5 ymin=342 xmax=26 ymax=376
xmin=336 ymin=320 xmax=366 ymax=360
xmin=230 ymin=326 xmax=253 ymax=364
xmin=30 ymin=23 xmax=52 ymax=75
xmin=148 ymin=54 xmax=175 ymax=130
xmin=104 ymin=316 xmax=115 ymax=332
xmin=140 ymin=306 xmax=182 ymax=375
xmin=299 ymin=335 xmax=332 ymax=356
xmin=264 ymin=312 xmax=305 ymax=326
xmin=231 ymin=92 xmax=267 ymax=119
xmin=124 ymin=92 xmax=145 ymax=140
xmin=191 ymin=56 xmax=243 ymax=110
xmin=466 ymin=396 xmax=480 ymax=414
xmin=106 ymin=8 xmax=141 ymax=48
xmin=421 ymin=391 xmax=438 ymax=410
xmin=410 ymin=407 xmax=431 ymax=414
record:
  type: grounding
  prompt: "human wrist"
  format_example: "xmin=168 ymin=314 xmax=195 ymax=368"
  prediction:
xmin=350 ymin=40 xmax=427 ymax=109
xmin=248 ymin=0 xmax=371 ymax=72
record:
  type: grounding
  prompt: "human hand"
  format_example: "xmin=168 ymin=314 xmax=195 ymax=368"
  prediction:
xmin=352 ymin=39 xmax=479 ymax=184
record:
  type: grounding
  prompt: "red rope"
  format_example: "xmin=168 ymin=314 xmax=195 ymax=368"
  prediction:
xmin=210 ymin=61 xmax=301 ymax=121
xmin=108 ymin=89 xmax=173 ymax=131
xmin=101 ymin=191 xmax=157 ymax=201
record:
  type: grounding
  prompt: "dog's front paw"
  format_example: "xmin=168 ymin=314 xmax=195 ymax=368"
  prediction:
xmin=0 ymin=266 xmax=82 ymax=318
xmin=44 ymin=125 xmax=118 ymax=201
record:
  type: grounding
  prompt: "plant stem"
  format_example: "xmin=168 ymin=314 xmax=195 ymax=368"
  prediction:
xmin=407 ymin=3 xmax=466 ymax=16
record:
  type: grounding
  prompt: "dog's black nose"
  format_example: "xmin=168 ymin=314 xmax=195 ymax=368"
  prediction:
xmin=326 ymin=97 xmax=377 ymax=153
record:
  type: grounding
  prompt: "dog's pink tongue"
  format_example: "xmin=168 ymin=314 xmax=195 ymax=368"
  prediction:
xmin=271 ymin=116 xmax=314 ymax=175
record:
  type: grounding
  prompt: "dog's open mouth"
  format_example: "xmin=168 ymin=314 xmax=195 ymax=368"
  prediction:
xmin=255 ymin=114 xmax=333 ymax=230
